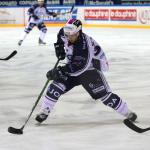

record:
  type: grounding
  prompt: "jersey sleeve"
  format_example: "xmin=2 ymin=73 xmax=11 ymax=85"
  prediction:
xmin=57 ymin=28 xmax=65 ymax=44
xmin=89 ymin=36 xmax=109 ymax=72
xmin=45 ymin=6 xmax=53 ymax=15
xmin=44 ymin=5 xmax=56 ymax=16
xmin=28 ymin=4 xmax=38 ymax=16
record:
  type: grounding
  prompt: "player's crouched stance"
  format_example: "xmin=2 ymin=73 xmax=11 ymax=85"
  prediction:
xmin=35 ymin=19 xmax=137 ymax=123
xmin=18 ymin=0 xmax=57 ymax=46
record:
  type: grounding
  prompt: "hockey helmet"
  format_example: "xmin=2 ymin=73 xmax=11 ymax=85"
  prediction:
xmin=63 ymin=19 xmax=82 ymax=36
xmin=38 ymin=0 xmax=44 ymax=2
xmin=38 ymin=0 xmax=44 ymax=4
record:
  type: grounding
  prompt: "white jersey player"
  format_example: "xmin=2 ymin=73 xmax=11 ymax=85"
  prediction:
xmin=18 ymin=0 xmax=57 ymax=46
xmin=35 ymin=19 xmax=137 ymax=123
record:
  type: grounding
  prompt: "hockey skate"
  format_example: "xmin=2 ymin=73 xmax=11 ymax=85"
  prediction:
xmin=126 ymin=112 xmax=137 ymax=122
xmin=18 ymin=40 xmax=23 ymax=46
xmin=35 ymin=107 xmax=50 ymax=123
xmin=39 ymin=38 xmax=46 ymax=45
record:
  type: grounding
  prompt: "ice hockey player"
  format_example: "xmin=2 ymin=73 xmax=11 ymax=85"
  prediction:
xmin=18 ymin=0 xmax=57 ymax=46
xmin=35 ymin=18 xmax=137 ymax=123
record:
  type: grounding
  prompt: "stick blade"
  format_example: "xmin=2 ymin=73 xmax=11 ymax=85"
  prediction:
xmin=0 ymin=50 xmax=17 ymax=60
xmin=8 ymin=127 xmax=23 ymax=135
xmin=123 ymin=119 xmax=150 ymax=133
xmin=5 ymin=50 xmax=17 ymax=60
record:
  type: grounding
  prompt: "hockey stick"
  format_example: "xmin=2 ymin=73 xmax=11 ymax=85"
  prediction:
xmin=124 ymin=119 xmax=150 ymax=133
xmin=8 ymin=58 xmax=61 ymax=135
xmin=69 ymin=4 xmax=75 ymax=14
xmin=0 ymin=50 xmax=17 ymax=61
xmin=40 ymin=5 xmax=74 ymax=20
xmin=57 ymin=4 xmax=74 ymax=15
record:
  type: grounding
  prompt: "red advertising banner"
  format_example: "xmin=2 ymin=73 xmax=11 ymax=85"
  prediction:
xmin=84 ymin=9 xmax=109 ymax=20
xmin=110 ymin=9 xmax=137 ymax=21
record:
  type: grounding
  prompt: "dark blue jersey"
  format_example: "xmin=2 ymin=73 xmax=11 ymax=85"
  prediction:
xmin=56 ymin=28 xmax=109 ymax=77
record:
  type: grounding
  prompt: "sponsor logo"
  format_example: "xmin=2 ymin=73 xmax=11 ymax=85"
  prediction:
xmin=92 ymin=86 xmax=105 ymax=94
xmin=0 ymin=10 xmax=15 ymax=24
xmin=110 ymin=9 xmax=137 ymax=21
xmin=139 ymin=9 xmax=150 ymax=24
xmin=89 ymin=83 xmax=94 ymax=89
xmin=0 ymin=10 xmax=10 ymax=15
xmin=84 ymin=8 xmax=137 ymax=21
xmin=0 ymin=1 xmax=17 ymax=6
xmin=46 ymin=7 xmax=77 ymax=22
xmin=84 ymin=9 xmax=109 ymax=20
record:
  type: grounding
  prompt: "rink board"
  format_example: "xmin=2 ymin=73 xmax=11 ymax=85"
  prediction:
xmin=0 ymin=6 xmax=150 ymax=28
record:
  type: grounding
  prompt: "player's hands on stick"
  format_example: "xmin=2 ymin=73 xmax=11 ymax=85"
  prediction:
xmin=52 ymin=12 xmax=57 ymax=17
xmin=46 ymin=69 xmax=55 ymax=80
xmin=32 ymin=14 xmax=39 ymax=20
xmin=8 ymin=58 xmax=61 ymax=135
xmin=46 ymin=66 xmax=68 ymax=80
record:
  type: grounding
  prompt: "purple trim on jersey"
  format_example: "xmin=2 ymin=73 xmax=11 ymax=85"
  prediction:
xmin=45 ymin=95 xmax=57 ymax=102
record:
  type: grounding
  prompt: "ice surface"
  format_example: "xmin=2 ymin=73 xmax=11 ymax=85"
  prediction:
xmin=0 ymin=27 xmax=150 ymax=150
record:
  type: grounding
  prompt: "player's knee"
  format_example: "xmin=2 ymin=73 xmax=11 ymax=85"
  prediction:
xmin=25 ymin=27 xmax=32 ymax=33
xmin=41 ymin=27 xmax=47 ymax=33
xmin=25 ymin=23 xmax=35 ymax=33
xmin=89 ymin=86 xmax=108 ymax=100
xmin=101 ymin=93 xmax=121 ymax=109
xmin=24 ymin=29 xmax=30 ymax=33
xmin=46 ymin=82 xmax=65 ymax=101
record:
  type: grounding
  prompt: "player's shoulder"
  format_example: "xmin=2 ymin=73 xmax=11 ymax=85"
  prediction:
xmin=31 ymin=4 xmax=38 ymax=8
xmin=31 ymin=3 xmax=39 ymax=8
xmin=43 ymin=4 xmax=47 ymax=8
xmin=82 ymin=32 xmax=93 ymax=41
xmin=82 ymin=33 xmax=99 ymax=47
xmin=83 ymin=32 xmax=91 ymax=38
xmin=58 ymin=27 xmax=64 ymax=35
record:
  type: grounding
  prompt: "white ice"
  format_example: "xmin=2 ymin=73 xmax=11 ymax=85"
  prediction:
xmin=0 ymin=27 xmax=150 ymax=150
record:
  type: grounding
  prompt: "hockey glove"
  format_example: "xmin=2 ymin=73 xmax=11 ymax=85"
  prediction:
xmin=48 ymin=12 xmax=57 ymax=17
xmin=52 ymin=12 xmax=57 ymax=17
xmin=46 ymin=66 xmax=68 ymax=81
xmin=46 ymin=69 xmax=55 ymax=80
xmin=32 ymin=14 xmax=39 ymax=20
xmin=54 ymin=43 xmax=65 ymax=60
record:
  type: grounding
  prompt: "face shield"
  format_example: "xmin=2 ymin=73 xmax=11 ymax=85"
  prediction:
xmin=63 ymin=22 xmax=82 ymax=43
xmin=38 ymin=0 xmax=44 ymax=6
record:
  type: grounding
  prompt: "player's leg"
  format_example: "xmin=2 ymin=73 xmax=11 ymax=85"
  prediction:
xmin=35 ymin=81 xmax=65 ymax=123
xmin=35 ymin=76 xmax=80 ymax=123
xmin=37 ymin=22 xmax=47 ymax=45
xmin=18 ymin=22 xmax=36 ymax=46
xmin=80 ymin=70 xmax=137 ymax=121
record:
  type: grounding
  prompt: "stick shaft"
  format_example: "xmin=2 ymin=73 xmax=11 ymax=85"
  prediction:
xmin=21 ymin=58 xmax=60 ymax=130
xmin=57 ymin=4 xmax=74 ymax=15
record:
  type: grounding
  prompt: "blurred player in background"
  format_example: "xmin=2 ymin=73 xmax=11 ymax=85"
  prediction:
xmin=35 ymin=18 xmax=137 ymax=124
xmin=18 ymin=0 xmax=57 ymax=46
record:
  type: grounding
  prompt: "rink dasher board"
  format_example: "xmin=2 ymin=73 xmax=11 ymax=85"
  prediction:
xmin=0 ymin=6 xmax=150 ymax=28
